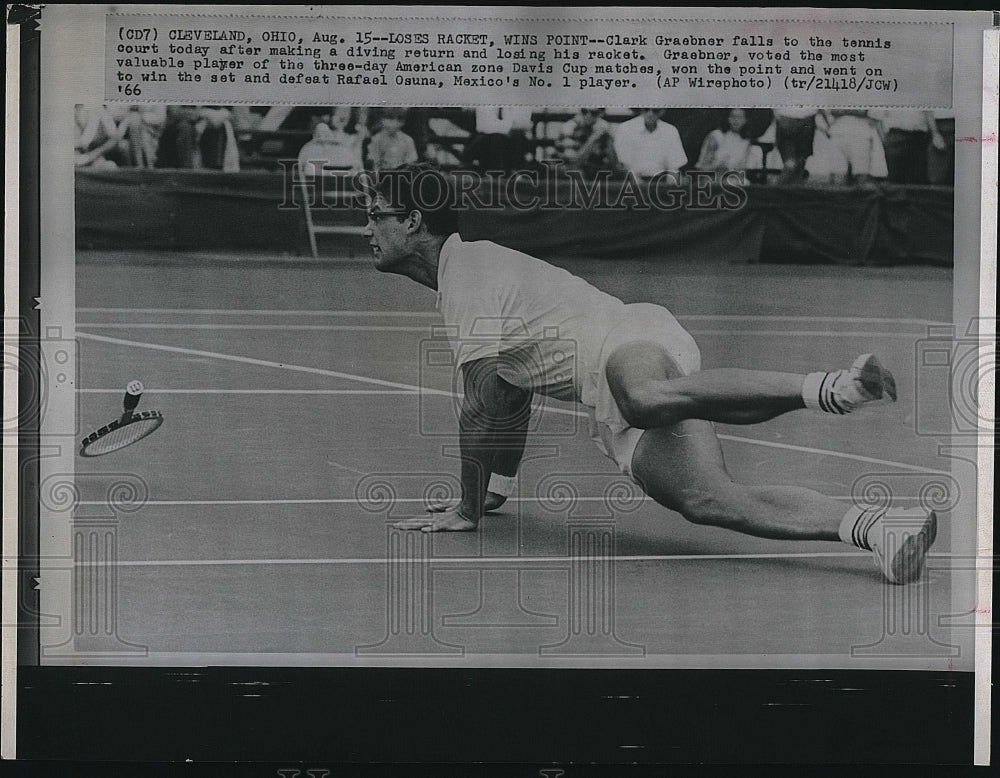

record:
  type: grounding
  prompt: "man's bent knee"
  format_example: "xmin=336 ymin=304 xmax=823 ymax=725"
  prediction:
xmin=616 ymin=383 xmax=674 ymax=429
xmin=606 ymin=342 xmax=689 ymax=429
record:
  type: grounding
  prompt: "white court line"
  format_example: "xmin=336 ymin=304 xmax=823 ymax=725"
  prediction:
xmin=77 ymin=323 xmax=432 ymax=332
xmin=78 ymin=389 xmax=419 ymax=395
xmin=716 ymin=434 xmax=950 ymax=477
xmin=76 ymin=308 xmax=950 ymax=327
xmin=72 ymin=497 xmax=628 ymax=506
xmin=78 ymin=307 xmax=439 ymax=317
xmin=74 ymin=495 xmax=902 ymax=507
xmin=76 ymin=331 xmax=454 ymax=396
xmin=77 ymin=322 xmax=924 ymax=339
xmin=691 ymin=330 xmax=920 ymax=339
xmin=76 ymin=331 xmax=949 ymax=476
xmin=85 ymin=550 xmax=870 ymax=567
xmin=679 ymin=314 xmax=949 ymax=327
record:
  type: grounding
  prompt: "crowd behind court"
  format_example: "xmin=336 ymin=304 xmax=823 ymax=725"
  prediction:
xmin=75 ymin=104 xmax=955 ymax=187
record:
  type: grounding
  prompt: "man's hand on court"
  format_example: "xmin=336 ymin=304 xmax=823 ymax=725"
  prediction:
xmin=426 ymin=492 xmax=507 ymax=513
xmin=392 ymin=509 xmax=479 ymax=532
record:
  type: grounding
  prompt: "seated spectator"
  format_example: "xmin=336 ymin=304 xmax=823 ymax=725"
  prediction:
xmin=695 ymin=108 xmax=760 ymax=174
xmin=297 ymin=107 xmax=364 ymax=176
xmin=464 ymin=107 xmax=533 ymax=173
xmin=872 ymin=109 xmax=942 ymax=184
xmin=613 ymin=108 xmax=687 ymax=178
xmin=367 ymin=107 xmax=419 ymax=172
xmin=74 ymin=104 xmax=128 ymax=168
xmin=555 ymin=108 xmax=617 ymax=176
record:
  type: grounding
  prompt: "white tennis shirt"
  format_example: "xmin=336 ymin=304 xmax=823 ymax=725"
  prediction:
xmin=435 ymin=233 xmax=627 ymax=402
xmin=613 ymin=116 xmax=688 ymax=177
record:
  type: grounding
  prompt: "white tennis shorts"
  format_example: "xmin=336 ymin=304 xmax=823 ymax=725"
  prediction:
xmin=581 ymin=303 xmax=701 ymax=480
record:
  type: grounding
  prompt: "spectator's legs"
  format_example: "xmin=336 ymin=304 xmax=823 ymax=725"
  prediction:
xmin=775 ymin=115 xmax=814 ymax=185
xmin=125 ymin=111 xmax=144 ymax=167
xmin=927 ymin=117 xmax=955 ymax=185
xmin=778 ymin=156 xmax=807 ymax=184
xmin=199 ymin=125 xmax=228 ymax=170
xmin=175 ymin=119 xmax=197 ymax=168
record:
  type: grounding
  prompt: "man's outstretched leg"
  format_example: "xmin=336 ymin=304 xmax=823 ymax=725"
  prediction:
xmin=613 ymin=343 xmax=935 ymax=583
xmin=606 ymin=343 xmax=896 ymax=429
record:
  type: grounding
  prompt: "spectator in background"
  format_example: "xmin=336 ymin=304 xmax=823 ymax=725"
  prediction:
xmin=873 ymin=110 xmax=943 ymax=185
xmin=613 ymin=108 xmax=687 ymax=178
xmin=695 ymin=108 xmax=760 ymax=174
xmin=751 ymin=116 xmax=784 ymax=184
xmin=773 ymin=108 xmax=816 ymax=184
xmin=465 ymin=107 xmax=534 ymax=173
xmin=815 ymin=109 xmax=887 ymax=186
xmin=74 ymin=104 xmax=128 ymax=168
xmin=425 ymin=112 xmax=472 ymax=168
xmin=297 ymin=106 xmax=364 ymax=176
xmin=402 ymin=107 xmax=431 ymax=161
xmin=368 ymin=107 xmax=419 ymax=172
xmin=156 ymin=106 xmax=199 ymax=168
xmin=196 ymin=106 xmax=240 ymax=172
xmin=123 ymin=105 xmax=167 ymax=168
xmin=555 ymin=107 xmax=617 ymax=177
xmin=155 ymin=106 xmax=240 ymax=170
xmin=927 ymin=109 xmax=955 ymax=185
xmin=355 ymin=107 xmax=373 ymax=164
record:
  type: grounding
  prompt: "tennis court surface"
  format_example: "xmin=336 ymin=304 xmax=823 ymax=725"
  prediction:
xmin=64 ymin=247 xmax=973 ymax=667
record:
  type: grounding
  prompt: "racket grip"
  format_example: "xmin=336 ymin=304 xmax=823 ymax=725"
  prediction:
xmin=123 ymin=380 xmax=144 ymax=413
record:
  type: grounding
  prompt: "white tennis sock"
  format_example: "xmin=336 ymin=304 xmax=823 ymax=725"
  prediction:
xmin=488 ymin=472 xmax=517 ymax=497
xmin=802 ymin=371 xmax=850 ymax=415
xmin=838 ymin=506 xmax=886 ymax=551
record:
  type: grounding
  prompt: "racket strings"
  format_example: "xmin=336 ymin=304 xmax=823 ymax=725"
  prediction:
xmin=81 ymin=413 xmax=163 ymax=456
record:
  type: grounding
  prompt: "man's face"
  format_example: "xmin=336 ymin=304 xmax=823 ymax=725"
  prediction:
xmin=365 ymin=195 xmax=411 ymax=272
xmin=330 ymin=107 xmax=351 ymax=131
xmin=382 ymin=117 xmax=404 ymax=134
xmin=642 ymin=109 xmax=661 ymax=132
xmin=728 ymin=108 xmax=747 ymax=133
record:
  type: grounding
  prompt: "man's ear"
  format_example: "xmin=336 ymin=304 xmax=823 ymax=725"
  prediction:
xmin=406 ymin=209 xmax=423 ymax=234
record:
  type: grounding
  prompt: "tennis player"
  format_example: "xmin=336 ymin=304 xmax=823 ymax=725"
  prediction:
xmin=368 ymin=164 xmax=936 ymax=584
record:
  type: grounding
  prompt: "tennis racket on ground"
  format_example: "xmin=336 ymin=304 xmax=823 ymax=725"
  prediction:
xmin=80 ymin=380 xmax=164 ymax=457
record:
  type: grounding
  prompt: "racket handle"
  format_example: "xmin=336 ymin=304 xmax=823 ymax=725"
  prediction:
xmin=123 ymin=380 xmax=144 ymax=413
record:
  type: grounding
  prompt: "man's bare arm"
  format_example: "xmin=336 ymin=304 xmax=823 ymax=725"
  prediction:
xmin=427 ymin=378 xmax=529 ymax=513
xmin=393 ymin=357 xmax=532 ymax=532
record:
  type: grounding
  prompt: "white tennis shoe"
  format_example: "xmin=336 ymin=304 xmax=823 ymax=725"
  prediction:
xmin=868 ymin=508 xmax=938 ymax=584
xmin=828 ymin=353 xmax=898 ymax=413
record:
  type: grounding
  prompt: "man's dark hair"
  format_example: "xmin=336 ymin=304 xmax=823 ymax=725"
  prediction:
xmin=376 ymin=163 xmax=459 ymax=236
